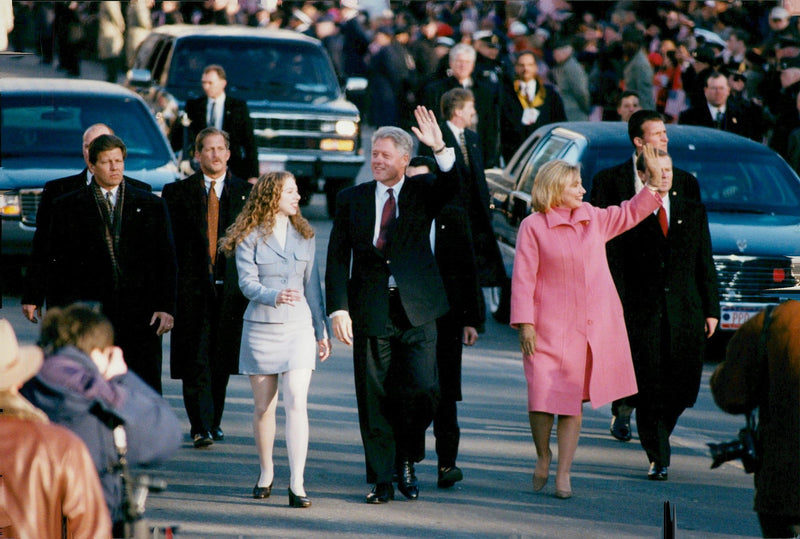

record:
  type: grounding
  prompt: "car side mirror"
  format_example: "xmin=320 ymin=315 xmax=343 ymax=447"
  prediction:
xmin=345 ymin=77 xmax=368 ymax=92
xmin=127 ymin=68 xmax=153 ymax=87
xmin=509 ymin=190 xmax=532 ymax=227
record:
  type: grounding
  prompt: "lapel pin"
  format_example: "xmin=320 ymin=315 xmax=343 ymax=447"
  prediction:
xmin=677 ymin=219 xmax=683 ymax=225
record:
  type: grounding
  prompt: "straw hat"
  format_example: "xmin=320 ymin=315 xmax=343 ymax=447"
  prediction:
xmin=0 ymin=319 xmax=43 ymax=390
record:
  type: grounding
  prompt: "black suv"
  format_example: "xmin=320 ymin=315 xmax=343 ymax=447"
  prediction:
xmin=0 ymin=78 xmax=179 ymax=258
xmin=126 ymin=24 xmax=365 ymax=215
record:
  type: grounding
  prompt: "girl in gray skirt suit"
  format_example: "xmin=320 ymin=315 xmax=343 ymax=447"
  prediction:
xmin=219 ymin=171 xmax=331 ymax=508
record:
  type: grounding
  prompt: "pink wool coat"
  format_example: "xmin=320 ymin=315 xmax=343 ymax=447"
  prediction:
xmin=510 ymin=187 xmax=662 ymax=415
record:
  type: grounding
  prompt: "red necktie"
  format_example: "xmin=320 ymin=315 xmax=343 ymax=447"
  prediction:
xmin=658 ymin=206 xmax=668 ymax=237
xmin=375 ymin=188 xmax=396 ymax=251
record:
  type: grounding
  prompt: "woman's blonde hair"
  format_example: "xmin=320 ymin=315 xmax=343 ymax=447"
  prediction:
xmin=530 ymin=160 xmax=581 ymax=212
xmin=219 ymin=171 xmax=314 ymax=256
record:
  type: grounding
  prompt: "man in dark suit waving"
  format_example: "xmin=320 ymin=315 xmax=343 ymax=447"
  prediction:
xmin=163 ymin=127 xmax=251 ymax=448
xmin=326 ymin=106 xmax=456 ymax=504
xmin=172 ymin=64 xmax=259 ymax=183
xmin=45 ymin=135 xmax=177 ymax=393
xmin=22 ymin=123 xmax=151 ymax=323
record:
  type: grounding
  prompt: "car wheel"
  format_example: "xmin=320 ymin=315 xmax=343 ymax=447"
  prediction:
xmin=488 ymin=277 xmax=511 ymax=324
xmin=325 ymin=177 xmax=355 ymax=218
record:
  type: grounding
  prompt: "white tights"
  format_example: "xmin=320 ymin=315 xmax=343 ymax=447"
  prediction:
xmin=250 ymin=368 xmax=313 ymax=496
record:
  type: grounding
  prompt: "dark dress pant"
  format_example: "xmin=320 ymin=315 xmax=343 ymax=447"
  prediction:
xmin=354 ymin=290 xmax=439 ymax=484
xmin=110 ymin=313 xmax=164 ymax=395
xmin=433 ymin=312 xmax=463 ymax=468
xmin=182 ymin=287 xmax=230 ymax=436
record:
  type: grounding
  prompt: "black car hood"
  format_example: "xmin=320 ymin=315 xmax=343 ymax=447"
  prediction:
xmin=709 ymin=212 xmax=800 ymax=256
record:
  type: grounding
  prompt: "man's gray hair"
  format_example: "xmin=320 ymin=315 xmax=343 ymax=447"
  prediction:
xmin=372 ymin=126 xmax=413 ymax=157
xmin=449 ymin=43 xmax=476 ymax=65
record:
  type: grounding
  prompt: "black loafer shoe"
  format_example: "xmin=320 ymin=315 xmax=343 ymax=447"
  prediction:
xmin=647 ymin=462 xmax=668 ymax=481
xmin=610 ymin=415 xmax=632 ymax=442
xmin=192 ymin=432 xmax=214 ymax=448
xmin=396 ymin=461 xmax=419 ymax=500
xmin=211 ymin=427 xmax=224 ymax=441
xmin=253 ymin=482 xmax=273 ymax=499
xmin=437 ymin=466 xmax=464 ymax=488
xmin=365 ymin=482 xmax=394 ymax=504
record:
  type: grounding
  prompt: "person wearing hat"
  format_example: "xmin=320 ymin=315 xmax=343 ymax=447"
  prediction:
xmin=551 ymin=38 xmax=591 ymax=121
xmin=768 ymin=54 xmax=800 ymax=158
xmin=761 ymin=6 xmax=798 ymax=55
xmin=683 ymin=45 xmax=717 ymax=109
xmin=339 ymin=0 xmax=370 ymax=79
xmin=409 ymin=16 xmax=441 ymax=83
xmin=621 ymin=25 xmax=655 ymax=110
xmin=472 ymin=29 xmax=514 ymax=88
xmin=367 ymin=24 xmax=411 ymax=128
xmin=0 ymin=319 xmax=112 ymax=538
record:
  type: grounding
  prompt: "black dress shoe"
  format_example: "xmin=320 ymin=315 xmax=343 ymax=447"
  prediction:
xmin=211 ymin=427 xmax=224 ymax=441
xmin=437 ymin=466 xmax=463 ymax=488
xmin=396 ymin=461 xmax=419 ymax=500
xmin=610 ymin=415 xmax=632 ymax=442
xmin=647 ymin=462 xmax=668 ymax=481
xmin=253 ymin=482 xmax=273 ymax=499
xmin=365 ymin=482 xmax=394 ymax=504
xmin=288 ymin=488 xmax=311 ymax=508
xmin=192 ymin=432 xmax=214 ymax=448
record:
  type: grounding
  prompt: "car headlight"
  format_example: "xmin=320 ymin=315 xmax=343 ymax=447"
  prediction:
xmin=0 ymin=191 xmax=21 ymax=217
xmin=789 ymin=256 xmax=800 ymax=285
xmin=335 ymin=120 xmax=357 ymax=137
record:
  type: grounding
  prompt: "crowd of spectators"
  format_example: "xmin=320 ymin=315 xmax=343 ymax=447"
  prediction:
xmin=7 ymin=1 xmax=800 ymax=167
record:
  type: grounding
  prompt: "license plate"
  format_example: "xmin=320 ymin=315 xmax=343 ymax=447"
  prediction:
xmin=720 ymin=304 xmax=766 ymax=330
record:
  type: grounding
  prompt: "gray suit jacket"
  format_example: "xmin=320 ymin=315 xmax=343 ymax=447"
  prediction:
xmin=236 ymin=225 xmax=329 ymax=340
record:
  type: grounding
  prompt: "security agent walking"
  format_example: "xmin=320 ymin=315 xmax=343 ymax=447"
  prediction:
xmin=162 ymin=127 xmax=251 ymax=447
xmin=407 ymin=155 xmax=482 ymax=489
xmin=590 ymin=109 xmax=701 ymax=441
xmin=22 ymin=123 xmax=151 ymax=324
xmin=45 ymin=134 xmax=177 ymax=394
xmin=171 ymin=64 xmax=259 ymax=183
xmin=326 ymin=107 xmax=457 ymax=504
xmin=611 ymin=149 xmax=719 ymax=480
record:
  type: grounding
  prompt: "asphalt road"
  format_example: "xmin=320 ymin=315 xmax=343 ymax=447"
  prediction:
xmin=1 ymin=52 xmax=761 ymax=538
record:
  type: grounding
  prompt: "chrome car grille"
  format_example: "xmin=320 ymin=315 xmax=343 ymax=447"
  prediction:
xmin=252 ymin=117 xmax=323 ymax=132
xmin=20 ymin=190 xmax=41 ymax=226
xmin=714 ymin=255 xmax=797 ymax=302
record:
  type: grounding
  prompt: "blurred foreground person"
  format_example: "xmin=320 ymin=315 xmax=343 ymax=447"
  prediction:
xmin=220 ymin=172 xmax=330 ymax=508
xmin=0 ymin=319 xmax=112 ymax=538
xmin=510 ymin=152 xmax=665 ymax=499
xmin=710 ymin=300 xmax=800 ymax=538
xmin=22 ymin=303 xmax=181 ymax=536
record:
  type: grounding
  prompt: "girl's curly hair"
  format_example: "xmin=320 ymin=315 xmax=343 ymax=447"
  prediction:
xmin=219 ymin=171 xmax=314 ymax=256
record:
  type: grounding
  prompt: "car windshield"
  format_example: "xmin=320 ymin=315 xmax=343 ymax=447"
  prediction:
xmin=167 ymin=38 xmax=340 ymax=103
xmin=676 ymin=151 xmax=800 ymax=216
xmin=1 ymin=95 xmax=172 ymax=167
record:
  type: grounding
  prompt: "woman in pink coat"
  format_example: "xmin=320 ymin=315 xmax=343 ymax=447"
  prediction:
xmin=510 ymin=153 xmax=664 ymax=499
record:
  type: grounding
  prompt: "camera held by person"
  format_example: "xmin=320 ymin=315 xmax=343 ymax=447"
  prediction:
xmin=707 ymin=410 xmax=757 ymax=474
